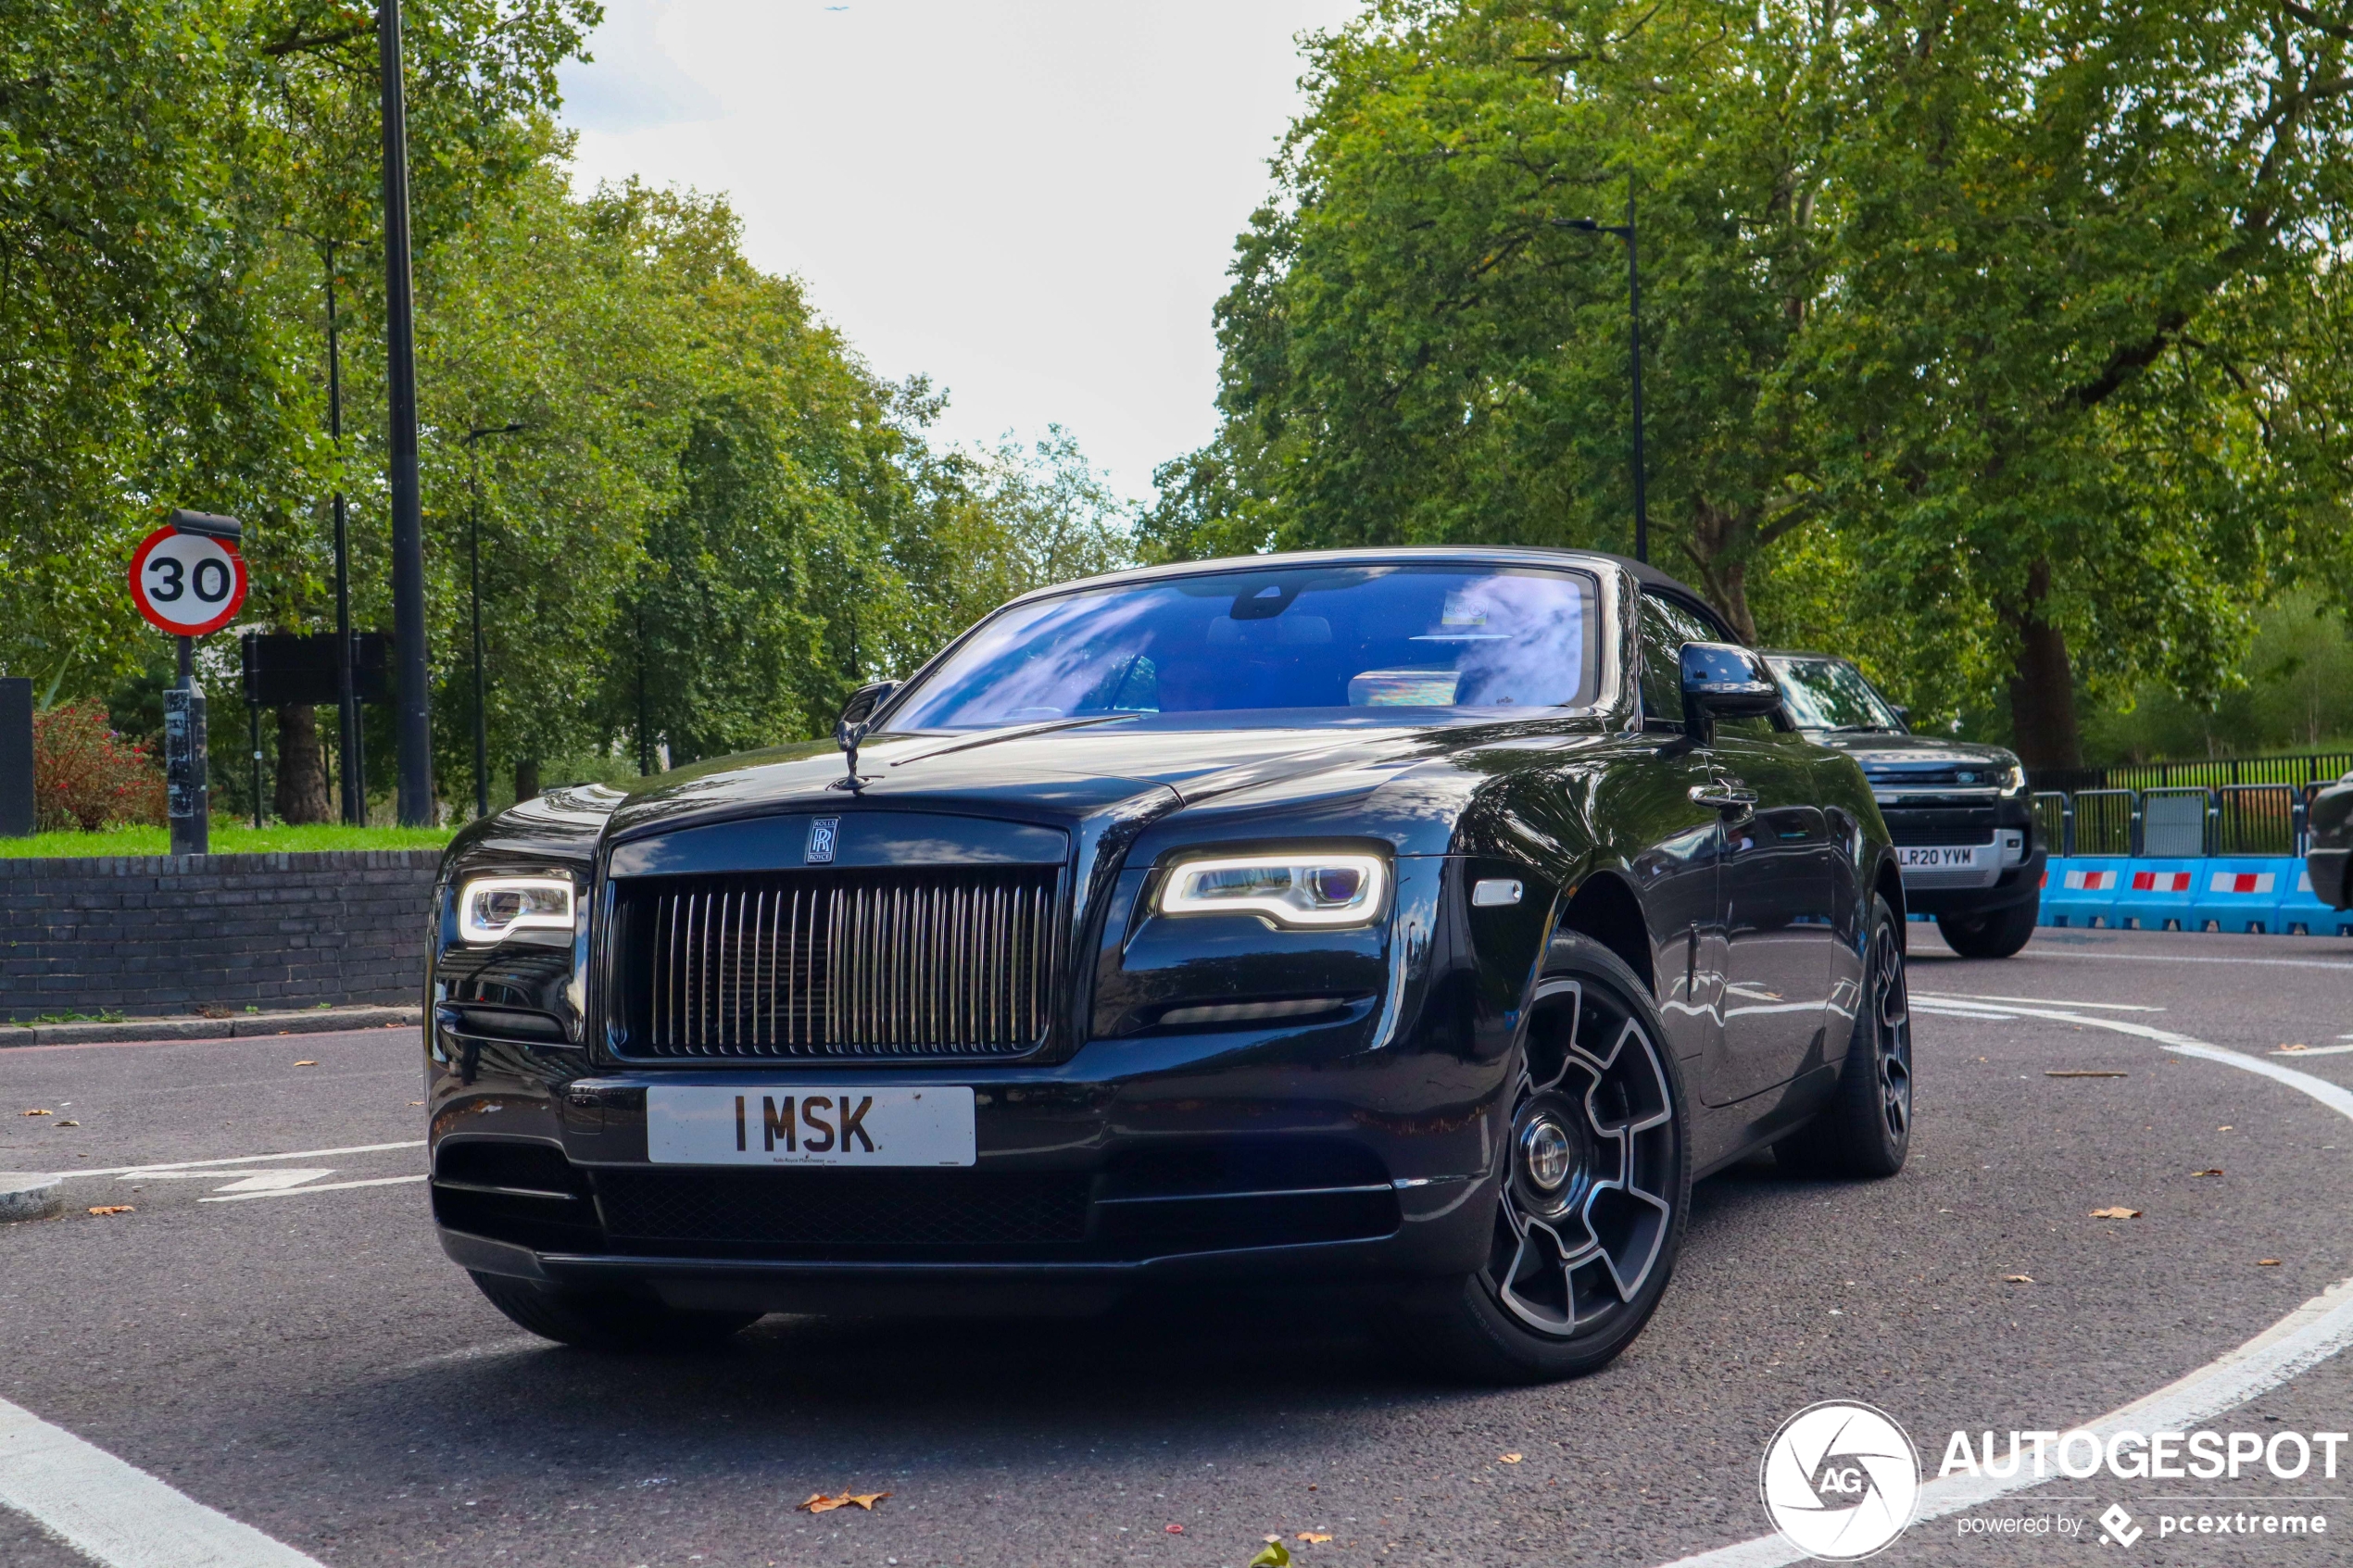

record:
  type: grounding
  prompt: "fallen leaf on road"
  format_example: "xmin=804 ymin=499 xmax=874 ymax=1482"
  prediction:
xmin=2089 ymin=1207 xmax=2141 ymax=1219
xmin=1250 ymin=1541 xmax=1290 ymax=1568
xmin=2002 ymin=1274 xmax=2035 ymax=1285
xmin=54 ymin=1120 xmax=78 ymax=1127
xmin=293 ymin=1060 xmax=317 ymax=1068
xmin=86 ymin=1206 xmax=132 ymax=1216
xmin=1297 ymin=1534 xmax=1334 ymax=1544
xmin=2045 ymin=1070 xmax=2127 ymax=1078
xmin=2279 ymin=1045 xmax=2309 ymax=1053
xmin=796 ymin=1491 xmax=888 ymax=1513
xmin=20 ymin=1109 xmax=51 ymax=1116
xmin=2219 ymin=1125 xmax=2233 ymax=1132
xmin=1164 ymin=1524 xmax=1185 ymax=1535
xmin=2258 ymin=1259 xmax=2283 ymax=1267
xmin=1499 ymin=1453 xmax=1523 ymax=1463
xmin=2192 ymin=1169 xmax=2224 ymax=1177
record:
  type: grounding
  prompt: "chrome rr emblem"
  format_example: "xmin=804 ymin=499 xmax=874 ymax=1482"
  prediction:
xmin=805 ymin=817 xmax=840 ymax=865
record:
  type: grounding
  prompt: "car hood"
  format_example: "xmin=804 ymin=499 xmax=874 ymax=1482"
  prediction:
xmin=1804 ymin=730 xmax=2020 ymax=782
xmin=578 ymin=714 xmax=1595 ymax=846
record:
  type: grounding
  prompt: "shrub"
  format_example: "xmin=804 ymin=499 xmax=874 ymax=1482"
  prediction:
xmin=33 ymin=700 xmax=167 ymax=831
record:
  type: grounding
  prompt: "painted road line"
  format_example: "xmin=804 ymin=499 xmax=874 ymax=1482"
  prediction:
xmin=1911 ymin=1003 xmax=2020 ymax=1021
xmin=196 ymin=1173 xmax=425 ymax=1204
xmin=1653 ymin=1005 xmax=2353 ymax=1568
xmin=2274 ymin=1044 xmax=2353 ymax=1057
xmin=128 ymin=1169 xmax=338 ymax=1186
xmin=62 ymin=1140 xmax=425 ymax=1179
xmin=1912 ymin=991 xmax=2164 ymax=1011
xmin=0 ymin=1395 xmax=324 ymax=1568
xmin=2023 ymin=950 xmax=2353 ymax=972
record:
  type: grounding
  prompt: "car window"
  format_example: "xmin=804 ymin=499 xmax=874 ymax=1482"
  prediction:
xmin=1766 ymin=656 xmax=1903 ymax=732
xmin=889 ymin=565 xmax=1600 ymax=729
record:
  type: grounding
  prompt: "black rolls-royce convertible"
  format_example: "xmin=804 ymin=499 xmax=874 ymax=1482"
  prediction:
xmin=427 ymin=548 xmax=1912 ymax=1382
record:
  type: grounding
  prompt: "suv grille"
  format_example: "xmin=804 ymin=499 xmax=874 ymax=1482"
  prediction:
xmin=594 ymin=1168 xmax=1091 ymax=1251
xmin=1885 ymin=822 xmax=1995 ymax=847
xmin=611 ymin=867 xmax=1062 ymax=1060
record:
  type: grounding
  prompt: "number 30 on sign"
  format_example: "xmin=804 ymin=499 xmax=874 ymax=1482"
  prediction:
xmin=128 ymin=524 xmax=247 ymax=636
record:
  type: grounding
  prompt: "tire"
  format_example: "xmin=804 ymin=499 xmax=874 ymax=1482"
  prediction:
xmin=1935 ymin=898 xmax=2038 ymax=959
xmin=469 ymin=1271 xmax=761 ymax=1352
xmin=1776 ymin=894 xmax=1912 ymax=1179
xmin=1399 ymin=934 xmax=1692 ymax=1385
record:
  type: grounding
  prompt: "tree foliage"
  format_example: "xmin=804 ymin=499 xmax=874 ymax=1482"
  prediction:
xmin=1169 ymin=0 xmax=2353 ymax=766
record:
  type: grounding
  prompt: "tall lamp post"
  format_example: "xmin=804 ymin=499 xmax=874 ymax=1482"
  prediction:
xmin=378 ymin=0 xmax=432 ymax=825
xmin=1554 ymin=176 xmax=1649 ymax=565
xmin=462 ymin=422 xmax=524 ymax=819
xmin=321 ymin=240 xmax=366 ymax=826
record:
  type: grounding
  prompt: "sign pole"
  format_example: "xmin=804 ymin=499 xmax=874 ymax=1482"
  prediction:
xmin=250 ymin=700 xmax=264 ymax=831
xmin=164 ymin=635 xmax=208 ymax=857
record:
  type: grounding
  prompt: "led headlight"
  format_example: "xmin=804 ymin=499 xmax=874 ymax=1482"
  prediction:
xmin=1999 ymin=762 xmax=2028 ymax=797
xmin=1158 ymin=852 xmax=1388 ymax=929
xmin=457 ymin=876 xmax=575 ymax=944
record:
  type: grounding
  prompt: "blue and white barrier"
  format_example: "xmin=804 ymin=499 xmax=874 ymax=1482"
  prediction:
xmin=2037 ymin=858 xmax=2348 ymax=935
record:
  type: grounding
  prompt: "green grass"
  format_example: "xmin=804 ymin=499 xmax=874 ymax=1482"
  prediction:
xmin=0 ymin=823 xmax=455 ymax=858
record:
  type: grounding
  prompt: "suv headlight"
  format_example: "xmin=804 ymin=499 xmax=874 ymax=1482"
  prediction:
xmin=1158 ymin=852 xmax=1388 ymax=929
xmin=1999 ymin=763 xmax=2028 ymax=797
xmin=457 ymin=876 xmax=575 ymax=944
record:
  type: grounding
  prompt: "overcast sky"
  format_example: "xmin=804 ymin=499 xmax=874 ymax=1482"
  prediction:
xmin=558 ymin=0 xmax=1362 ymax=502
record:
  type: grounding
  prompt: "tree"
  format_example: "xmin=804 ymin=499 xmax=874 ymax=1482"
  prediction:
xmin=1182 ymin=0 xmax=2353 ymax=766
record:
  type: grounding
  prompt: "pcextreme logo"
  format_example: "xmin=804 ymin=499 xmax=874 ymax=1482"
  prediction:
xmin=1759 ymin=1401 xmax=1923 ymax=1561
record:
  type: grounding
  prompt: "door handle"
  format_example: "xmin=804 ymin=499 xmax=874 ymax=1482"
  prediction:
xmin=1690 ymin=782 xmax=1759 ymax=818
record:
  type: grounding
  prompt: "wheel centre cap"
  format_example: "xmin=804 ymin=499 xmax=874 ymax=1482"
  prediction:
xmin=1520 ymin=1118 xmax=1575 ymax=1193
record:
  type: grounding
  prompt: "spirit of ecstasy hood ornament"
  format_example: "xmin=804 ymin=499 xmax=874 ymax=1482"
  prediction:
xmin=830 ymin=680 xmax=899 ymax=793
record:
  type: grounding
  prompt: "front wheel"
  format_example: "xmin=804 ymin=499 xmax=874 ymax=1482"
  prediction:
xmin=1936 ymin=898 xmax=2038 ymax=959
xmin=1401 ymin=934 xmax=1692 ymax=1385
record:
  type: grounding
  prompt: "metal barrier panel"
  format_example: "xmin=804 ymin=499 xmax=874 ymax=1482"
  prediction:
xmin=2141 ymin=787 xmax=2211 ymax=858
xmin=2217 ymin=784 xmax=2297 ymax=857
xmin=2071 ymin=789 xmax=2137 ymax=857
xmin=2031 ymin=792 xmax=2070 ymax=857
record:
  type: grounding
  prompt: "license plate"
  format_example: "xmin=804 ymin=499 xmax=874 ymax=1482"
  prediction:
xmin=645 ymin=1085 xmax=975 ymax=1167
xmin=1896 ymin=845 xmax=1989 ymax=869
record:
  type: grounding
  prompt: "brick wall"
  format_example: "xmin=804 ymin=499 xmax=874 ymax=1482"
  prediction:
xmin=1 ymin=851 xmax=440 ymax=1021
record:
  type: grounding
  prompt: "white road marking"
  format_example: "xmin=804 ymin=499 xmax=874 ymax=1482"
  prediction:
xmin=1911 ymin=1002 xmax=2020 ymax=1021
xmin=1654 ymin=1003 xmax=2353 ymax=1568
xmin=2021 ymin=949 xmax=2353 ymax=972
xmin=388 ymin=1336 xmax=545 ymax=1372
xmin=1912 ymin=990 xmax=2164 ymax=1011
xmin=2275 ymin=1044 xmax=2353 ymax=1057
xmin=197 ymin=1174 xmax=426 ymax=1205
xmin=0 ymin=1395 xmax=324 ymax=1567
xmin=126 ymin=1168 xmax=339 ymax=1187
xmin=208 ymin=1170 xmax=339 ymax=1194
xmin=66 ymin=1140 xmax=424 ymax=1179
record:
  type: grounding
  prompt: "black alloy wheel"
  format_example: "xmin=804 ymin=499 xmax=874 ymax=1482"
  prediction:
xmin=1404 ymin=934 xmax=1692 ymax=1384
xmin=1778 ymin=893 xmax=1913 ymax=1178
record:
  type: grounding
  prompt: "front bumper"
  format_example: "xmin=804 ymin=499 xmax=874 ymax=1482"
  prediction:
xmin=1899 ymin=851 xmax=2045 ymax=918
xmin=426 ymin=1016 xmax=1504 ymax=1313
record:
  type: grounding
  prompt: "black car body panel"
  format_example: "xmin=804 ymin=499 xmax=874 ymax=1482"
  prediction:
xmin=2309 ymin=776 xmax=2353 ymax=910
xmin=426 ymin=549 xmax=1901 ymax=1314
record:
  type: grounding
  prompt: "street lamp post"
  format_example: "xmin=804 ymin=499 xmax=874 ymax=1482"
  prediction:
xmin=1555 ymin=177 xmax=1650 ymax=566
xmin=321 ymin=241 xmax=365 ymax=826
xmin=462 ymin=422 xmax=524 ymax=819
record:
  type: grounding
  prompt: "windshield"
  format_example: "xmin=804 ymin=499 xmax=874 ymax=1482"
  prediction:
xmin=1766 ymin=656 xmax=1905 ymax=732
xmin=889 ymin=565 xmax=1600 ymax=731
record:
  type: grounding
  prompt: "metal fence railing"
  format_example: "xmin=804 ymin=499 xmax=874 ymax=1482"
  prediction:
xmin=2026 ymin=781 xmax=2330 ymax=857
xmin=2217 ymin=784 xmax=2301 ymax=857
xmin=2070 ymin=789 xmax=2139 ymax=857
xmin=2032 ymin=750 xmax=2353 ymax=797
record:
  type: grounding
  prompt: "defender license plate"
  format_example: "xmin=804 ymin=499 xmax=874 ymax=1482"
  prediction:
xmin=645 ymin=1085 xmax=976 ymax=1167
xmin=1896 ymin=845 xmax=1991 ymax=870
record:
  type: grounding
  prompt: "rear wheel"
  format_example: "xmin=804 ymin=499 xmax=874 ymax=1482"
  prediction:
xmin=470 ymin=1271 xmax=761 ymax=1352
xmin=1935 ymin=898 xmax=2038 ymax=959
xmin=1777 ymin=894 xmax=1912 ymax=1178
xmin=1402 ymin=935 xmax=1691 ymax=1384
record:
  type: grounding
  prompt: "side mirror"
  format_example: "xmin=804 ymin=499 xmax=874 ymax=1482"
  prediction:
xmin=1680 ymin=642 xmax=1780 ymax=742
xmin=836 ymin=680 xmax=900 ymax=734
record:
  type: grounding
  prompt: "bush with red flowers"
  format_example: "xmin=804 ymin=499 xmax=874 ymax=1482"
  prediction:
xmin=33 ymin=700 xmax=168 ymax=831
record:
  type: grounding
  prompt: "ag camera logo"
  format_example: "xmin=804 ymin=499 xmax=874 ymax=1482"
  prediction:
xmin=1760 ymin=1400 xmax=1922 ymax=1560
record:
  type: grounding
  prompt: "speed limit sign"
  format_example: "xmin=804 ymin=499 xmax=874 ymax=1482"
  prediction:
xmin=128 ymin=523 xmax=248 ymax=636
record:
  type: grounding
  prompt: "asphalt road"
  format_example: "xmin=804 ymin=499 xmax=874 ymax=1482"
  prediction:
xmin=3 ymin=924 xmax=2350 ymax=1567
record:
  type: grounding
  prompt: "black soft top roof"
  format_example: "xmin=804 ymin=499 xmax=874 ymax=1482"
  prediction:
xmin=1579 ymin=552 xmax=1738 ymax=644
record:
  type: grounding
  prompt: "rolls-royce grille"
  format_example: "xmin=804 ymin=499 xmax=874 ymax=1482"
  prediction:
xmin=615 ymin=867 xmax=1062 ymax=1059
